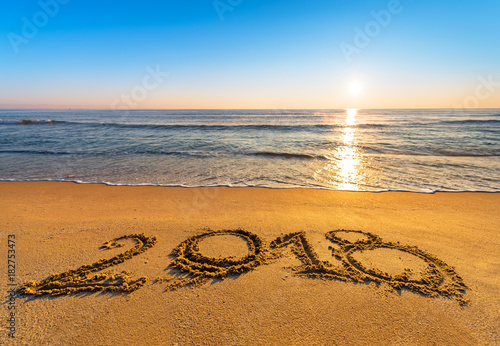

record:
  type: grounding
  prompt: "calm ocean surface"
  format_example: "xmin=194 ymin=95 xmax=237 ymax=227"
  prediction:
xmin=1 ymin=109 xmax=499 ymax=192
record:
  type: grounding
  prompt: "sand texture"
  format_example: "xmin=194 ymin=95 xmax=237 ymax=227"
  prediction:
xmin=1 ymin=182 xmax=499 ymax=345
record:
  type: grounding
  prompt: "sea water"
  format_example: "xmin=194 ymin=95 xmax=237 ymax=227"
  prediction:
xmin=1 ymin=109 xmax=499 ymax=192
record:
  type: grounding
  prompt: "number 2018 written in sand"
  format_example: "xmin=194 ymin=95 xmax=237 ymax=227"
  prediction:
xmin=19 ymin=229 xmax=468 ymax=305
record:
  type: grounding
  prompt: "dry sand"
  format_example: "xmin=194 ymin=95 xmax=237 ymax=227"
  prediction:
xmin=0 ymin=181 xmax=499 ymax=345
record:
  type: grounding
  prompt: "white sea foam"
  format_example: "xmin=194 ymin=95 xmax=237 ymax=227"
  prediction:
xmin=1 ymin=178 xmax=498 ymax=194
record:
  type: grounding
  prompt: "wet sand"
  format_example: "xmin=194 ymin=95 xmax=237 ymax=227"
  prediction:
xmin=0 ymin=181 xmax=499 ymax=345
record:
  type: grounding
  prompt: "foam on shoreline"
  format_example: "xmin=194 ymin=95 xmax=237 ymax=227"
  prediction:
xmin=1 ymin=178 xmax=499 ymax=194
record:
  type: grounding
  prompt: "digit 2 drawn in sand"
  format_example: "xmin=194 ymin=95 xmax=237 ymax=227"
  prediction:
xmin=18 ymin=229 xmax=468 ymax=305
xmin=19 ymin=234 xmax=157 ymax=296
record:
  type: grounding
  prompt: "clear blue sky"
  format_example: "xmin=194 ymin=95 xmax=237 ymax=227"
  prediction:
xmin=1 ymin=0 xmax=499 ymax=109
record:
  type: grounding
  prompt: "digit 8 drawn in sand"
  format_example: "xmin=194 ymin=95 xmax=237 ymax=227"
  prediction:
xmin=320 ymin=230 xmax=468 ymax=305
xmin=325 ymin=230 xmax=466 ymax=298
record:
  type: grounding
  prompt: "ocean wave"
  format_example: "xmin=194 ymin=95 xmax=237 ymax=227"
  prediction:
xmin=437 ymin=119 xmax=500 ymax=126
xmin=434 ymin=152 xmax=500 ymax=157
xmin=2 ymin=148 xmax=498 ymax=158
xmin=0 ymin=149 xmax=330 ymax=160
xmin=0 ymin=119 xmax=56 ymax=125
xmin=0 ymin=149 xmax=74 ymax=155
xmin=367 ymin=152 xmax=500 ymax=158
xmin=0 ymin=149 xmax=217 ymax=157
xmin=0 ymin=119 xmax=389 ymax=131
xmin=250 ymin=151 xmax=326 ymax=160
xmin=111 ymin=123 xmax=327 ymax=131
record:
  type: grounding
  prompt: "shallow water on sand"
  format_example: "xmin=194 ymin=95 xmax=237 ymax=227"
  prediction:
xmin=1 ymin=108 xmax=499 ymax=192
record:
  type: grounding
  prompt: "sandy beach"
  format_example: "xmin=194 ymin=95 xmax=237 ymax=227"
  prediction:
xmin=1 ymin=181 xmax=499 ymax=345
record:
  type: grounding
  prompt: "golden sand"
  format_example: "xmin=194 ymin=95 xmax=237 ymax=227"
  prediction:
xmin=1 ymin=181 xmax=499 ymax=345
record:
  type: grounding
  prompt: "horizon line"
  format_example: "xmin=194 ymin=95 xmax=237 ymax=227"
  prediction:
xmin=1 ymin=107 xmax=500 ymax=111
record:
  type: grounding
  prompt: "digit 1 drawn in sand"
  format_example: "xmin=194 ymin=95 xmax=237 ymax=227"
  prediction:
xmin=155 ymin=229 xmax=270 ymax=290
xmin=19 ymin=234 xmax=157 ymax=296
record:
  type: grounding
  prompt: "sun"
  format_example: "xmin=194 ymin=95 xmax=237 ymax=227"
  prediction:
xmin=348 ymin=81 xmax=363 ymax=96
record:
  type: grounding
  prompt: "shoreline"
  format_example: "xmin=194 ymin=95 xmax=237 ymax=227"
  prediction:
xmin=1 ymin=179 xmax=499 ymax=194
xmin=1 ymin=181 xmax=499 ymax=344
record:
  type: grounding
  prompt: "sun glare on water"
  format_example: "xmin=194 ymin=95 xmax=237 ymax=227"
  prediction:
xmin=346 ymin=108 xmax=356 ymax=126
xmin=337 ymin=109 xmax=361 ymax=189
xmin=314 ymin=109 xmax=365 ymax=190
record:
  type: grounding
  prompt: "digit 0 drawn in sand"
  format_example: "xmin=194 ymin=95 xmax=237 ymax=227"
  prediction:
xmin=155 ymin=229 xmax=271 ymax=289
xmin=19 ymin=234 xmax=157 ymax=296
